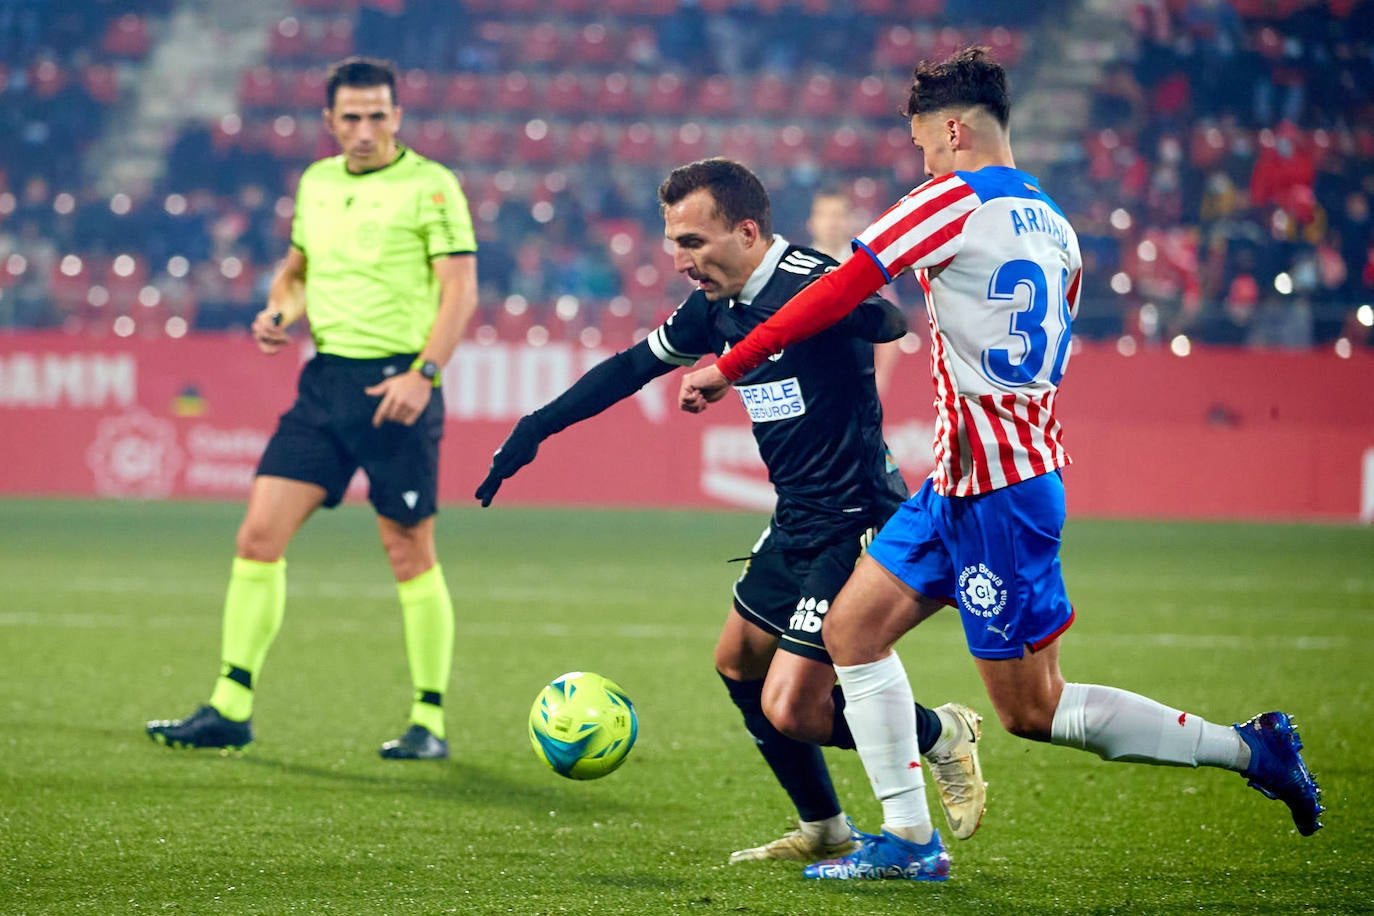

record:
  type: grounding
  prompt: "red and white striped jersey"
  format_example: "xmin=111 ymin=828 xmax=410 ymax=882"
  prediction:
xmin=854 ymin=167 xmax=1082 ymax=496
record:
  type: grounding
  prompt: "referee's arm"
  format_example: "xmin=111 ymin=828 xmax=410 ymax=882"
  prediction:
xmin=420 ymin=253 xmax=478 ymax=371
xmin=253 ymin=247 xmax=308 ymax=354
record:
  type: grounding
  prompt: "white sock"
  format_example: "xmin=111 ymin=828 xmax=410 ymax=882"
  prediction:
xmin=835 ymin=653 xmax=934 ymax=842
xmin=800 ymin=812 xmax=853 ymax=846
xmin=1051 ymin=682 xmax=1247 ymax=770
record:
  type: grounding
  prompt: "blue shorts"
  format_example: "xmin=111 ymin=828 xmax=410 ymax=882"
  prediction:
xmin=866 ymin=474 xmax=1075 ymax=660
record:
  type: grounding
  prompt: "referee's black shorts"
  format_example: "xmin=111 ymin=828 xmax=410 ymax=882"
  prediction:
xmin=257 ymin=352 xmax=444 ymax=526
xmin=731 ymin=525 xmax=877 ymax=665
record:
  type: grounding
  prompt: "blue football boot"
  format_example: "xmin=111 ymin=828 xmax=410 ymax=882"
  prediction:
xmin=1234 ymin=711 xmax=1323 ymax=836
xmin=803 ymin=827 xmax=949 ymax=881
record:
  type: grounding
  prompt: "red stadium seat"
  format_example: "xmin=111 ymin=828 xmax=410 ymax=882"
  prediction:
xmin=572 ymin=22 xmax=620 ymax=67
xmin=822 ymin=126 xmax=867 ymax=169
xmin=459 ymin=121 xmax=510 ymax=164
xmin=516 ymin=119 xmax=559 ymax=164
xmin=412 ymin=119 xmax=458 ymax=163
xmin=398 ymin=69 xmax=437 ymax=111
xmin=696 ymin=75 xmax=738 ymax=117
xmin=564 ymin=121 xmax=608 ymax=160
xmin=268 ymin=17 xmax=309 ymax=59
xmin=644 ymin=72 xmax=687 ymax=115
xmin=239 ymin=67 xmax=283 ymax=108
xmin=81 ymin=64 xmax=120 ymax=104
xmin=495 ymin=72 xmax=536 ymax=113
xmin=615 ymin=122 xmax=661 ymax=166
xmin=292 ymin=68 xmax=328 ymax=108
xmin=981 ymin=26 xmax=1024 ymax=66
xmin=854 ymin=74 xmax=899 ymax=119
xmin=874 ymin=25 xmax=917 ymax=70
xmin=596 ymin=72 xmax=639 ymax=116
xmin=546 ymin=72 xmax=589 ymax=115
xmin=521 ymin=22 xmax=563 ymax=67
xmin=932 ymin=27 xmax=965 ymax=61
xmin=316 ymin=18 xmax=354 ymax=58
xmin=670 ymin=122 xmax=710 ymax=164
xmin=769 ymin=124 xmax=812 ymax=168
xmin=103 ymin=14 xmax=151 ymax=58
xmin=797 ymin=72 xmax=840 ymax=117
xmin=751 ymin=73 xmax=791 ymax=118
xmin=720 ymin=124 xmax=760 ymax=164
xmin=443 ymin=73 xmax=486 ymax=111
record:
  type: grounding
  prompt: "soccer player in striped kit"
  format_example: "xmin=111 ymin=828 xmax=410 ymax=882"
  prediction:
xmin=680 ymin=47 xmax=1322 ymax=880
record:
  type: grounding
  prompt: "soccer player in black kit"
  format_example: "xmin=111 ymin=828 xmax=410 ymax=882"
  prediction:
xmin=476 ymin=159 xmax=986 ymax=863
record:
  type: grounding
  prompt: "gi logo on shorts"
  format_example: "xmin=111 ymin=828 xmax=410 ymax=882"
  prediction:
xmin=958 ymin=564 xmax=1007 ymax=618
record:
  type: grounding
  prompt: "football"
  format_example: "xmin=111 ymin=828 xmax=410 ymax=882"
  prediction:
xmin=528 ymin=671 xmax=638 ymax=780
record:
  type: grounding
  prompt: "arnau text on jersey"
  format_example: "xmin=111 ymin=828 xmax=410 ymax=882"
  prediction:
xmin=1009 ymin=206 xmax=1070 ymax=250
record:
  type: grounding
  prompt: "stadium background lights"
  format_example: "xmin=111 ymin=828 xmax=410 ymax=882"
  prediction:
xmin=531 ymin=200 xmax=555 ymax=223
xmin=1334 ymin=337 xmax=1353 ymax=358
xmin=86 ymin=285 xmax=110 ymax=308
xmin=165 ymin=316 xmax=189 ymax=339
xmin=138 ymin=286 xmax=161 ymax=308
xmin=609 ymin=232 xmax=635 ymax=258
xmin=579 ymin=326 xmax=602 ymax=349
xmin=1109 ymin=208 xmax=1132 ymax=231
xmin=1138 ymin=302 xmax=1159 ymax=337
xmin=635 ymin=264 xmax=659 ymax=287
xmin=60 ymin=254 xmax=84 ymax=277
xmin=110 ymin=193 xmax=132 ymax=216
xmin=274 ymin=196 xmax=293 ymax=219
xmin=1170 ymin=334 xmax=1192 ymax=357
xmin=112 ymin=254 xmax=137 ymax=278
xmin=0 ymin=192 xmax=15 ymax=215
xmin=274 ymin=115 xmax=296 ymax=138
xmin=1110 ymin=272 xmax=1132 ymax=295
xmin=503 ymin=294 xmax=529 ymax=316
xmin=524 ymin=119 xmax=549 ymax=142
xmin=1116 ymin=335 xmax=1139 ymax=356
xmin=608 ymin=296 xmax=632 ymax=318
xmin=1355 ymin=304 xmax=1373 ymax=328
xmin=164 ymin=193 xmax=187 ymax=216
xmin=219 ymin=257 xmax=244 ymax=279
xmin=544 ymin=171 xmax=568 ymax=193
xmin=6 ymin=253 xmax=27 ymax=277
xmin=554 ymin=295 xmax=580 ymax=321
xmin=473 ymin=324 xmax=499 ymax=346
xmin=1136 ymin=239 xmax=1157 ymax=263
xmin=113 ymin=315 xmax=136 ymax=337
xmin=897 ymin=331 xmax=923 ymax=354
xmin=53 ymin=193 xmax=75 ymax=215
xmin=494 ymin=170 xmax=516 ymax=192
xmin=167 ymin=256 xmax=189 ymax=278
xmin=526 ymin=324 xmax=550 ymax=347
xmin=477 ymin=200 xmax=499 ymax=222
xmin=219 ymin=113 xmax=242 ymax=136
xmin=1274 ymin=272 xmax=1294 ymax=295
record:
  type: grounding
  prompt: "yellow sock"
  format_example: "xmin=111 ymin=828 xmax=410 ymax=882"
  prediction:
xmin=398 ymin=564 xmax=454 ymax=739
xmin=208 ymin=557 xmax=286 ymax=721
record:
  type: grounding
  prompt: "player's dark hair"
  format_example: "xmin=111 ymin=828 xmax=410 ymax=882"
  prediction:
xmin=658 ymin=158 xmax=772 ymax=238
xmin=903 ymin=46 xmax=1009 ymax=127
xmin=325 ymin=56 xmax=398 ymax=108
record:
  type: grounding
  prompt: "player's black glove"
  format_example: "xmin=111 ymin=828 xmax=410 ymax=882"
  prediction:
xmin=475 ymin=414 xmax=545 ymax=507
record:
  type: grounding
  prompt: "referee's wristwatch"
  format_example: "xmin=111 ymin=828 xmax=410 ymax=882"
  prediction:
xmin=410 ymin=357 xmax=442 ymax=387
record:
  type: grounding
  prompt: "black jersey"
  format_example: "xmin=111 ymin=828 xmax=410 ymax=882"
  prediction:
xmin=648 ymin=238 xmax=908 ymax=550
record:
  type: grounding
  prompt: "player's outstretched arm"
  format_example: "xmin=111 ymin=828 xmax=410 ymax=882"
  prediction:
xmin=475 ymin=339 xmax=674 ymax=506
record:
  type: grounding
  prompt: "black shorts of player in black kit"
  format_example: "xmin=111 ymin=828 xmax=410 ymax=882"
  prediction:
xmin=257 ymin=353 xmax=444 ymax=526
xmin=732 ymin=525 xmax=874 ymax=664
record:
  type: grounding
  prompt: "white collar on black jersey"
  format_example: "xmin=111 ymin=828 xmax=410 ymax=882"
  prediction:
xmin=733 ymin=235 xmax=790 ymax=307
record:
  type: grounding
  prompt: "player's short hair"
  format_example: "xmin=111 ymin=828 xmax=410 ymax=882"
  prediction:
xmin=658 ymin=158 xmax=772 ymax=238
xmin=903 ymin=46 xmax=1010 ymax=127
xmin=325 ymin=56 xmax=398 ymax=108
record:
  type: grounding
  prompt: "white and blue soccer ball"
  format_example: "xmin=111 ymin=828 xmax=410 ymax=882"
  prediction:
xmin=528 ymin=671 xmax=638 ymax=780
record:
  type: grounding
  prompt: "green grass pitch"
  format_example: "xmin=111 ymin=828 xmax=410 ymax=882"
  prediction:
xmin=1 ymin=498 xmax=1371 ymax=914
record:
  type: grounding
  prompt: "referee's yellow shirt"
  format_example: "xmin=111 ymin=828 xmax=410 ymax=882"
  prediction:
xmin=290 ymin=145 xmax=477 ymax=359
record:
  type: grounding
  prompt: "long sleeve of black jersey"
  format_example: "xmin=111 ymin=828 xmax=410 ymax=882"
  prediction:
xmin=529 ymin=339 xmax=676 ymax=437
xmin=837 ymin=291 xmax=907 ymax=344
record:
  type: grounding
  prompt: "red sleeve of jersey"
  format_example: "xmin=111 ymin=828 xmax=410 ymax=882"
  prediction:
xmin=715 ymin=253 xmax=889 ymax=381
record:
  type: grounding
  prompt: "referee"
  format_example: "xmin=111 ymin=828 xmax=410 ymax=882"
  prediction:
xmin=148 ymin=57 xmax=478 ymax=760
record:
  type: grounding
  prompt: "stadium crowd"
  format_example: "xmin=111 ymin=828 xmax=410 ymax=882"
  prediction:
xmin=0 ymin=0 xmax=1370 ymax=350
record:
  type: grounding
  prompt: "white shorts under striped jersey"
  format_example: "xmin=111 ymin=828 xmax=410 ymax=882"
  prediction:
xmin=853 ymin=166 xmax=1083 ymax=496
